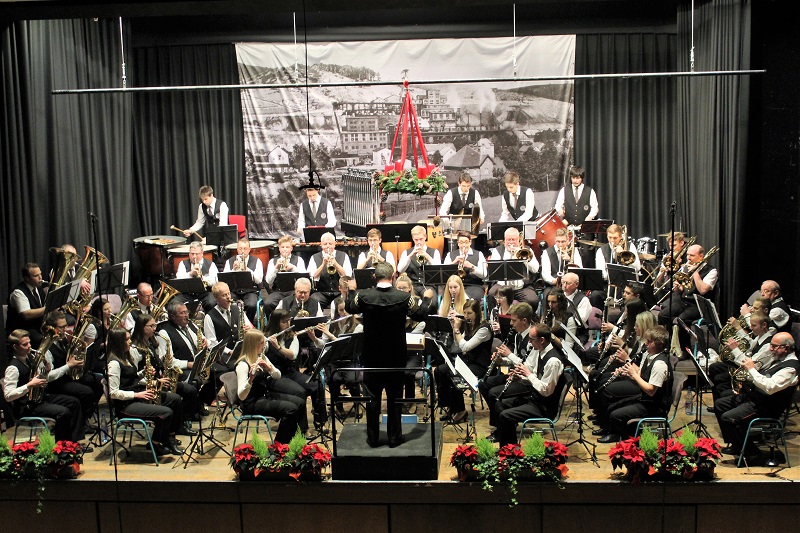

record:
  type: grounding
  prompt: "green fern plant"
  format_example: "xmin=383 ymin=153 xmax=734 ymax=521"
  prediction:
xmin=639 ymin=428 xmax=659 ymax=455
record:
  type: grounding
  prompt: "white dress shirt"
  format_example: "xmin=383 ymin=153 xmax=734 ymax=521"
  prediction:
xmin=499 ymin=188 xmax=536 ymax=222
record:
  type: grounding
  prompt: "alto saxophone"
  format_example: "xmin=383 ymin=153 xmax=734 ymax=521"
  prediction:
xmin=143 ymin=346 xmax=162 ymax=405
xmin=161 ymin=334 xmax=181 ymax=393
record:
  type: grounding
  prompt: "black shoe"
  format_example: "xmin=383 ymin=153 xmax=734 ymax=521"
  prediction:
xmin=167 ymin=437 xmax=185 ymax=455
xmin=485 ymin=432 xmax=499 ymax=443
xmin=587 ymin=414 xmax=597 ymax=421
xmin=720 ymin=445 xmax=740 ymax=455
xmin=706 ymin=406 xmax=715 ymax=413
xmin=451 ymin=410 xmax=468 ymax=424
xmin=591 ymin=428 xmax=608 ymax=436
xmin=80 ymin=444 xmax=94 ymax=454
xmin=441 ymin=412 xmax=454 ymax=422
xmin=199 ymin=406 xmax=211 ymax=417
xmin=366 ymin=439 xmax=379 ymax=448
xmin=335 ymin=405 xmax=348 ymax=419
xmin=177 ymin=425 xmax=197 ymax=437
xmin=597 ymin=434 xmax=621 ymax=444
xmin=389 ymin=436 xmax=405 ymax=448
xmin=148 ymin=442 xmax=170 ymax=456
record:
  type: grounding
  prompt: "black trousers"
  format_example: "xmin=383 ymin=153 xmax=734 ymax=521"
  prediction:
xmin=243 ymin=392 xmax=304 ymax=444
xmin=478 ymin=373 xmax=531 ymax=427
xmin=714 ymin=393 xmax=759 ymax=453
xmin=268 ymin=376 xmax=310 ymax=431
xmin=24 ymin=393 xmax=83 ymax=442
xmin=117 ymin=392 xmax=182 ymax=444
xmin=363 ymin=372 xmax=404 ymax=446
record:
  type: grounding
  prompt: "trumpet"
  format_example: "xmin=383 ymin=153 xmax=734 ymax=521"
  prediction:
xmin=414 ymin=244 xmax=428 ymax=266
xmin=455 ymin=254 xmax=467 ymax=279
xmin=367 ymin=245 xmax=385 ymax=267
xmin=324 ymin=253 xmax=337 ymax=275
xmin=276 ymin=255 xmax=291 ymax=272
xmin=233 ymin=254 xmax=248 ymax=272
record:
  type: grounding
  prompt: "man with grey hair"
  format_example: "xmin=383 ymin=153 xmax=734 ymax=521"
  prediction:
xmin=741 ymin=280 xmax=791 ymax=333
xmin=276 ymin=277 xmax=324 ymax=318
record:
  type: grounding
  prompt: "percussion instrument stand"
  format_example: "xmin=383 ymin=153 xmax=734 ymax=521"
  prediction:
xmin=564 ymin=374 xmax=599 ymax=467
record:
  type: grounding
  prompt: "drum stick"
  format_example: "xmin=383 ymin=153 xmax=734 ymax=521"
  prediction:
xmin=170 ymin=224 xmax=204 ymax=241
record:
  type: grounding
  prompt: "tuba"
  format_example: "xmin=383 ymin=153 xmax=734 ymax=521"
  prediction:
xmin=67 ymin=312 xmax=100 ymax=380
xmin=615 ymin=225 xmax=636 ymax=266
xmin=49 ymin=247 xmax=79 ymax=290
xmin=150 ymin=281 xmax=179 ymax=321
xmin=109 ymin=295 xmax=139 ymax=331
xmin=63 ymin=246 xmax=110 ymax=315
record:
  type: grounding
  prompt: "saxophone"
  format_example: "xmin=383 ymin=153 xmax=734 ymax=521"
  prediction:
xmin=160 ymin=334 xmax=181 ymax=393
xmin=142 ymin=345 xmax=162 ymax=405
xmin=236 ymin=300 xmax=246 ymax=341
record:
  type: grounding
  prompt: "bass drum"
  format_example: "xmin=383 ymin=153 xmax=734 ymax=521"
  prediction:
xmin=225 ymin=240 xmax=275 ymax=277
xmin=417 ymin=219 xmax=445 ymax=258
xmin=527 ymin=209 xmax=568 ymax=259
xmin=133 ymin=235 xmax=186 ymax=278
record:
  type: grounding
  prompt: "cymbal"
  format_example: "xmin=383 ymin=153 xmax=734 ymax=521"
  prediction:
xmin=657 ymin=232 xmax=689 ymax=237
xmin=639 ymin=253 xmax=657 ymax=261
xmin=577 ymin=239 xmax=603 ymax=247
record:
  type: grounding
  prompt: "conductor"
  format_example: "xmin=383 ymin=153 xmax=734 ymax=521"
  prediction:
xmin=346 ymin=262 xmax=427 ymax=448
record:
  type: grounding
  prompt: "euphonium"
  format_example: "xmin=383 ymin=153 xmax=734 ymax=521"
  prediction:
xmin=109 ymin=295 xmax=139 ymax=330
xmin=615 ymin=225 xmax=636 ymax=266
xmin=150 ymin=280 xmax=179 ymax=321
xmin=673 ymin=245 xmax=720 ymax=291
xmin=48 ymin=246 xmax=79 ymax=290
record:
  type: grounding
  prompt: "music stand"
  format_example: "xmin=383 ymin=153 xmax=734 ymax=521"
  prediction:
xmin=217 ymin=271 xmax=256 ymax=294
xmin=694 ymin=294 xmax=723 ymax=335
xmin=305 ymin=336 xmax=354 ymax=445
xmin=676 ymin=318 xmax=712 ymax=438
xmin=353 ymin=268 xmax=377 ymax=290
xmin=303 ymin=226 xmax=333 ymax=244
xmin=486 ymin=260 xmax=527 ymax=283
xmin=45 ymin=280 xmax=78 ymax=314
xmin=607 ymin=264 xmax=637 ymax=288
xmin=497 ymin=315 xmax=512 ymax=340
xmin=422 ymin=264 xmax=459 ymax=286
xmin=186 ymin=347 xmax=210 ymax=383
xmin=488 ymin=222 xmax=523 ymax=241
xmin=560 ymin=344 xmax=599 ymax=467
xmin=579 ymin=219 xmax=613 ymax=236
xmin=206 ymin=225 xmax=239 ymax=260
xmin=168 ymin=277 xmax=206 ymax=294
xmin=569 ymin=268 xmax=605 ymax=292
xmin=367 ymin=223 xmax=415 ymax=261
xmin=275 ymin=272 xmax=306 ymax=293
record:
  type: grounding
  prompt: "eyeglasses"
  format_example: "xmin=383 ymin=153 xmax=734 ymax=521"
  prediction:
xmin=145 ymin=323 xmax=157 ymax=329
xmin=770 ymin=343 xmax=787 ymax=349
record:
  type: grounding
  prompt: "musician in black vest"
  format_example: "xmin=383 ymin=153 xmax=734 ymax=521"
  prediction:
xmin=487 ymin=226 xmax=540 ymax=308
xmin=435 ymin=299 xmax=493 ymax=424
xmin=3 ymin=329 xmax=83 ymax=442
xmin=657 ymin=244 xmax=718 ymax=328
xmin=554 ymin=166 xmax=599 ymax=226
xmin=124 ymin=282 xmax=156 ymax=330
xmin=561 ymin=273 xmax=592 ymax=343
xmin=174 ymin=241 xmax=218 ymax=312
xmin=591 ymin=224 xmax=642 ymax=309
xmin=296 ymin=185 xmax=336 ymax=235
xmin=157 ymin=301 xmax=206 ymax=376
xmin=438 ymin=172 xmax=485 ymax=225
xmin=740 ymin=280 xmax=791 ymax=333
xmin=714 ymin=332 xmax=799 ymax=462
xmin=397 ymin=225 xmax=441 ymax=297
xmin=495 ymin=322 xmax=568 ymax=446
xmin=184 ymin=184 xmax=228 ymax=240
xmin=262 ymin=235 xmax=307 ymax=318
xmin=276 ymin=277 xmax=324 ymax=318
xmin=356 ymin=228 xmax=396 ymax=270
xmin=308 ymin=232 xmax=352 ymax=310
xmin=6 ymin=263 xmax=47 ymax=347
xmin=223 ymin=237 xmax=264 ymax=322
xmin=499 ymin=171 xmax=537 ymax=222
xmin=708 ymin=312 xmax=774 ymax=403
xmin=444 ymin=231 xmax=487 ymax=302
xmin=541 ymin=228 xmax=584 ymax=289
xmin=345 ymin=262 xmax=429 ymax=447
xmin=597 ymin=325 xmax=673 ymax=443
xmin=204 ymin=281 xmax=253 ymax=365
xmin=479 ymin=302 xmax=535 ymax=440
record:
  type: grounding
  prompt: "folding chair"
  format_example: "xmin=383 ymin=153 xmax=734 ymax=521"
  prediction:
xmin=519 ymin=376 xmax=574 ymax=442
xmin=12 ymin=417 xmax=55 ymax=444
xmin=218 ymin=371 xmax=275 ymax=450
xmin=632 ymin=371 xmax=688 ymax=438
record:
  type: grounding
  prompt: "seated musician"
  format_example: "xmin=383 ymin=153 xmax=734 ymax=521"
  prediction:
xmin=130 ymin=313 xmax=199 ymax=432
xmin=235 ymin=328 xmax=304 ymax=444
xmin=444 ymin=231 xmax=486 ymax=302
xmin=653 ymin=232 xmax=687 ymax=292
xmin=495 ymin=322 xmax=568 ymax=446
xmin=174 ymin=241 xmax=218 ymax=311
xmin=262 ymin=309 xmax=321 ymax=431
xmin=296 ymin=184 xmax=336 ymax=235
xmin=561 ymin=273 xmax=592 ymax=343
xmin=3 ymin=329 xmax=84 ymax=444
xmin=397 ymin=225 xmax=441 ymax=297
xmin=542 ymin=288 xmax=578 ymax=351
xmin=714 ymin=332 xmax=799 ymax=463
xmin=594 ymin=223 xmax=642 ymax=281
xmin=106 ymin=327 xmax=185 ymax=456
xmin=435 ymin=299 xmax=493 ymax=424
xmin=223 ymin=237 xmax=264 ymax=322
xmin=395 ymin=274 xmax=431 ymax=413
xmin=82 ymin=297 xmax=113 ymax=375
xmin=477 ymin=302 xmax=535 ymax=442
xmin=124 ymin=282 xmax=157 ymax=330
xmin=494 ymin=286 xmax=517 ymax=317
xmin=308 ymin=232 xmax=352 ymax=310
xmin=276 ymin=277 xmax=324 ymax=318
xmin=438 ymin=172 xmax=485 ymax=225
xmin=740 ymin=280 xmax=791 ymax=333
xmin=589 ymin=308 xmax=653 ymax=423
xmin=262 ymin=235 xmax=307 ymax=318
xmin=183 ymin=184 xmax=228 ymax=240
xmin=156 ymin=301 xmax=205 ymax=374
xmin=499 ymin=171 xmax=537 ymax=222
xmin=356 ymin=228 xmax=396 ymax=270
xmin=540 ymin=228 xmax=583 ymax=291
xmin=584 ymin=286 xmax=645 ymax=365
xmin=595 ymin=325 xmax=672 ymax=444
xmin=438 ymin=275 xmax=468 ymax=319
xmin=554 ymin=166 xmax=599 ymax=226
xmin=6 ymin=262 xmax=47 ymax=348
xmin=487 ymin=227 xmax=540 ymax=308
xmin=204 ymin=281 xmax=253 ymax=368
xmin=656 ymin=244 xmax=718 ymax=330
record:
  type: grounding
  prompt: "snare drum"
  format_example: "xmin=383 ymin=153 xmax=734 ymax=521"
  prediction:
xmin=636 ymin=237 xmax=658 ymax=260
xmin=133 ymin=235 xmax=187 ymax=278
xmin=225 ymin=240 xmax=275 ymax=276
xmin=169 ymin=244 xmax=216 ymax=274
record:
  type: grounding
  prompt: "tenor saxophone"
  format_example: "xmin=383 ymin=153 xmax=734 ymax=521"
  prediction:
xmin=142 ymin=346 xmax=162 ymax=405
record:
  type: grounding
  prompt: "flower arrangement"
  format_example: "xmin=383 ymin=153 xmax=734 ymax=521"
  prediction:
xmin=372 ymin=168 xmax=448 ymax=197
xmin=0 ymin=431 xmax=83 ymax=480
xmin=230 ymin=430 xmax=331 ymax=481
xmin=609 ymin=427 xmax=721 ymax=483
xmin=450 ymin=435 xmax=569 ymax=505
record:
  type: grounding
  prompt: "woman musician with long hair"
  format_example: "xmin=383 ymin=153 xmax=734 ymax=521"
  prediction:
xmin=106 ymin=327 xmax=185 ymax=456
xmin=438 ymin=275 xmax=468 ymax=318
xmin=542 ymin=288 xmax=578 ymax=350
xmin=235 ymin=328 xmax=304 ymax=444
xmin=435 ymin=299 xmax=494 ymax=423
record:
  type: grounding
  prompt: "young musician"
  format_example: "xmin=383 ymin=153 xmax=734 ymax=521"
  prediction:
xmin=223 ymin=237 xmax=264 ymax=322
xmin=184 ymin=185 xmax=228 ymax=239
xmin=554 ymin=166 xmax=599 ymax=226
xmin=438 ymin=172 xmax=485 ymax=225
xmin=296 ymin=184 xmax=336 ymax=235
xmin=356 ymin=228 xmax=396 ymax=270
xmin=262 ymin=235 xmax=307 ymax=318
xmin=499 ymin=171 xmax=537 ymax=222
xmin=444 ymin=231 xmax=486 ymax=302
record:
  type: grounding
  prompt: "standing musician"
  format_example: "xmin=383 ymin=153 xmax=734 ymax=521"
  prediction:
xmin=595 ymin=223 xmax=641 ymax=281
xmin=276 ymin=277 xmax=324 ymax=318
xmin=478 ymin=302 xmax=535 ymax=442
xmin=487 ymin=227 xmax=540 ymax=308
xmin=397 ymin=225 xmax=442 ymax=297
xmin=656 ymin=244 xmax=718 ymax=328
xmin=495 ymin=322 xmax=568 ymax=446
xmin=308 ymin=232 xmax=352 ymax=310
xmin=296 ymin=183 xmax=336 ymax=235
xmin=444 ymin=231 xmax=487 ymax=302
xmin=345 ymin=262 xmax=429 ymax=448
xmin=175 ymin=241 xmax=218 ymax=312
xmin=596 ymin=325 xmax=673 ymax=443
xmin=499 ymin=171 xmax=537 ymax=222
xmin=554 ymin=166 xmax=599 ymax=226
xmin=124 ymin=282 xmax=157 ymax=330
xmin=714 ymin=332 xmax=799 ymax=463
xmin=3 ymin=329 xmax=84 ymax=443
xmin=438 ymin=172 xmax=485 ymax=225
xmin=356 ymin=228 xmax=396 ymax=270
xmin=541 ymin=228 xmax=583 ymax=289
xmin=235 ymin=328 xmax=304 ymax=444
xmin=740 ymin=280 xmax=791 ymax=333
xmin=6 ymin=262 xmax=47 ymax=347
xmin=106 ymin=327 xmax=185 ymax=456
xmin=262 ymin=235 xmax=307 ymax=318
xmin=435 ymin=299 xmax=493 ymax=424
xmin=183 ymin=185 xmax=228 ymax=240
xmin=130 ymin=314 xmax=199 ymax=432
xmin=223 ymin=237 xmax=264 ymax=322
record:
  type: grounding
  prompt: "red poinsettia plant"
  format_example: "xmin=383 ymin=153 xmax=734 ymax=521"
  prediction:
xmin=287 ymin=441 xmax=332 ymax=480
xmin=450 ymin=443 xmax=479 ymax=470
xmin=0 ymin=431 xmax=82 ymax=480
xmin=230 ymin=430 xmax=330 ymax=481
xmin=609 ymin=427 xmax=721 ymax=483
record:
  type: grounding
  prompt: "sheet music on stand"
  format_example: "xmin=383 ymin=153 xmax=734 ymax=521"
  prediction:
xmin=422 ymin=264 xmax=459 ymax=286
xmin=454 ymin=356 xmax=479 ymax=392
xmin=186 ymin=348 xmax=209 ymax=383
xmin=694 ymin=294 xmax=723 ymax=331
xmin=579 ymin=219 xmax=614 ymax=236
xmin=206 ymin=225 xmax=239 ymax=248
xmin=45 ymin=279 xmax=81 ymax=314
xmin=568 ymin=268 xmax=605 ymax=292
xmin=275 ymin=272 xmax=306 ymax=292
xmin=309 ymin=336 xmax=353 ymax=381
xmin=676 ymin=318 xmax=711 ymax=386
xmin=607 ymin=263 xmax=637 ymax=287
xmin=485 ymin=260 xmax=526 ymax=283
xmin=488 ymin=221 xmax=524 ymax=241
xmin=217 ymin=271 xmax=256 ymax=293
xmin=353 ymin=268 xmax=377 ymax=290
xmin=559 ymin=342 xmax=589 ymax=383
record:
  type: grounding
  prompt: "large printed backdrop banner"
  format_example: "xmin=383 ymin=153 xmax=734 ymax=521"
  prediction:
xmin=236 ymin=36 xmax=575 ymax=239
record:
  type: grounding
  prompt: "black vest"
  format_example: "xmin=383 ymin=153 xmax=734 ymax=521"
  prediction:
xmin=264 ymin=336 xmax=296 ymax=375
xmin=405 ymin=246 xmax=436 ymax=284
xmin=462 ymin=322 xmax=493 ymax=370
xmin=269 ymin=255 xmax=301 ymax=290
xmin=8 ymin=357 xmax=33 ymax=417
xmin=684 ymin=263 xmax=717 ymax=301
xmin=181 ymin=257 xmax=212 ymax=277
xmin=112 ymin=357 xmax=144 ymax=411
xmin=502 ymin=186 xmax=537 ymax=220
xmin=238 ymin=361 xmax=272 ymax=412
xmin=546 ymin=247 xmax=564 ymax=279
xmin=364 ymin=248 xmax=390 ymax=268
xmin=311 ymin=250 xmax=347 ymax=293
xmin=449 ymin=187 xmax=476 ymax=215
xmin=157 ymin=321 xmax=198 ymax=362
xmin=453 ymin=249 xmax=483 ymax=286
xmin=5 ymin=282 xmax=46 ymax=333
xmin=564 ymin=185 xmax=593 ymax=225
xmin=226 ymin=255 xmax=259 ymax=274
xmin=639 ymin=351 xmax=672 ymax=413
xmin=208 ymin=305 xmax=242 ymax=348
xmin=203 ymin=201 xmax=222 ymax=233
xmin=279 ymin=295 xmax=321 ymax=318
xmin=600 ymin=242 xmax=634 ymax=265
xmin=772 ymin=297 xmax=792 ymax=333
xmin=745 ymin=358 xmax=800 ymax=418
xmin=302 ymin=197 xmax=331 ymax=227
xmin=530 ymin=347 xmax=566 ymax=419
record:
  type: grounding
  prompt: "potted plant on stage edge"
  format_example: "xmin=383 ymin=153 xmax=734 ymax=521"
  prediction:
xmin=231 ymin=430 xmax=331 ymax=481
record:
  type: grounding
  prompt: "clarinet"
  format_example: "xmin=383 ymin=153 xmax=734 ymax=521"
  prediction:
xmin=497 ymin=367 xmax=518 ymax=400
xmin=595 ymin=344 xmax=646 ymax=393
xmin=598 ymin=328 xmax=637 ymax=373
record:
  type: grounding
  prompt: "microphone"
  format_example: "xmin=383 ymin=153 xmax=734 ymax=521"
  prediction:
xmin=88 ymin=211 xmax=98 ymax=221
xmin=669 ymin=201 xmax=676 ymax=214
